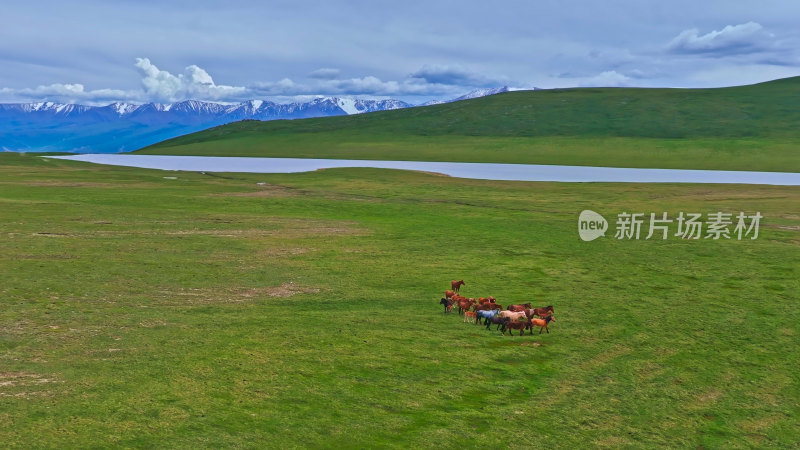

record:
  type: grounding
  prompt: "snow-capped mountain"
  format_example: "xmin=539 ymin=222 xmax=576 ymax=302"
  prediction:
xmin=450 ymin=86 xmax=511 ymax=101
xmin=418 ymin=86 xmax=516 ymax=106
xmin=0 ymin=88 xmax=510 ymax=153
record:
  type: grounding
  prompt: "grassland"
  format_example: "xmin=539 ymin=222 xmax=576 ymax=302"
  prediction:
xmin=1 ymin=152 xmax=798 ymax=447
xmin=137 ymin=77 xmax=800 ymax=172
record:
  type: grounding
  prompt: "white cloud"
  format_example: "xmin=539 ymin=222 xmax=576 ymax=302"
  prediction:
xmin=134 ymin=58 xmax=247 ymax=102
xmin=0 ymin=83 xmax=132 ymax=104
xmin=578 ymin=71 xmax=632 ymax=87
xmin=250 ymin=65 xmax=511 ymax=98
xmin=0 ymin=58 xmax=512 ymax=104
xmin=667 ymin=22 xmax=770 ymax=56
xmin=309 ymin=68 xmax=341 ymax=79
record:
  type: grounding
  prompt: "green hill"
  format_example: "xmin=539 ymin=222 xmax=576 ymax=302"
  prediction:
xmin=137 ymin=76 xmax=800 ymax=172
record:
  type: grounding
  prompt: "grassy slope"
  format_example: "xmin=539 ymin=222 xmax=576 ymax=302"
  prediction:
xmin=137 ymin=77 xmax=800 ymax=172
xmin=1 ymin=153 xmax=798 ymax=447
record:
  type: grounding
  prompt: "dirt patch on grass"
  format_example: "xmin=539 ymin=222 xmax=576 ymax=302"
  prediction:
xmin=164 ymin=218 xmax=367 ymax=238
xmin=30 ymin=218 xmax=368 ymax=239
xmin=241 ymin=283 xmax=321 ymax=298
xmin=11 ymin=253 xmax=78 ymax=260
xmin=739 ymin=414 xmax=783 ymax=434
xmin=635 ymin=362 xmax=665 ymax=381
xmin=139 ymin=319 xmax=168 ymax=328
xmin=4 ymin=181 xmax=126 ymax=188
xmin=259 ymin=247 xmax=313 ymax=257
xmin=155 ymin=283 xmax=322 ymax=305
xmin=0 ymin=372 xmax=61 ymax=398
xmin=593 ymin=435 xmax=633 ymax=447
xmin=698 ymin=390 xmax=722 ymax=402
xmin=684 ymin=389 xmax=723 ymax=410
xmin=209 ymin=183 xmax=299 ymax=198
xmin=163 ymin=226 xmax=363 ymax=238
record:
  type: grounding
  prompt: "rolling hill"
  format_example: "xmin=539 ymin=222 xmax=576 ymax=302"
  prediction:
xmin=138 ymin=76 xmax=800 ymax=172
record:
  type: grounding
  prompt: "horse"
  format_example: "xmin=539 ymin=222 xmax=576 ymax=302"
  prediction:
xmin=507 ymin=303 xmax=532 ymax=312
xmin=485 ymin=314 xmax=507 ymax=331
xmin=475 ymin=302 xmax=503 ymax=312
xmin=463 ymin=311 xmax=477 ymax=323
xmin=503 ymin=317 xmax=530 ymax=336
xmin=530 ymin=305 xmax=554 ymax=317
xmin=444 ymin=290 xmax=455 ymax=299
xmin=530 ymin=315 xmax=555 ymax=334
xmin=476 ymin=309 xmax=499 ymax=324
xmin=498 ymin=310 xmax=527 ymax=321
xmin=451 ymin=280 xmax=465 ymax=293
xmin=439 ymin=298 xmax=454 ymax=313
xmin=456 ymin=298 xmax=475 ymax=315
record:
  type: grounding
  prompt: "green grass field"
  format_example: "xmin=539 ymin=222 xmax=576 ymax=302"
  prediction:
xmin=137 ymin=77 xmax=800 ymax=172
xmin=2 ymin=152 xmax=798 ymax=447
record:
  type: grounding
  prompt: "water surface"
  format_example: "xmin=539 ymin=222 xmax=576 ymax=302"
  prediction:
xmin=46 ymin=154 xmax=800 ymax=185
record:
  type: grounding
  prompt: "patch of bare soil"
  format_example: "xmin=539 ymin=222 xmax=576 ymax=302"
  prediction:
xmin=5 ymin=181 xmax=124 ymax=188
xmin=29 ymin=218 xmax=368 ymax=239
xmin=155 ymin=283 xmax=322 ymax=305
xmin=0 ymin=372 xmax=61 ymax=398
xmin=739 ymin=414 xmax=783 ymax=434
xmin=209 ymin=183 xmax=299 ymax=198
xmin=241 ymin=283 xmax=321 ymax=298
xmin=162 ymin=226 xmax=362 ymax=237
xmin=259 ymin=247 xmax=312 ymax=257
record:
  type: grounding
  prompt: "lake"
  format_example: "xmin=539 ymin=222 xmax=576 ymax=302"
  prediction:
xmin=45 ymin=154 xmax=800 ymax=185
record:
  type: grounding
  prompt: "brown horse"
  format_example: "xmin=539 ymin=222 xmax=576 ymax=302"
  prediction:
xmin=474 ymin=302 xmax=503 ymax=311
xmin=451 ymin=280 xmax=465 ymax=293
xmin=503 ymin=318 xmax=530 ymax=336
xmin=444 ymin=290 xmax=455 ymax=299
xmin=531 ymin=315 xmax=555 ymax=334
xmin=463 ymin=311 xmax=478 ymax=323
xmin=456 ymin=298 xmax=475 ymax=315
xmin=474 ymin=302 xmax=494 ymax=312
xmin=507 ymin=303 xmax=532 ymax=312
xmin=530 ymin=305 xmax=554 ymax=317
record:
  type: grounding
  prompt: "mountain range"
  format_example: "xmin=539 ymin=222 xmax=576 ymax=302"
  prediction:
xmin=0 ymin=87 xmax=513 ymax=153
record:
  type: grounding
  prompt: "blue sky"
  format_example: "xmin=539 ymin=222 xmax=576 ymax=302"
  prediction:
xmin=1 ymin=0 xmax=799 ymax=104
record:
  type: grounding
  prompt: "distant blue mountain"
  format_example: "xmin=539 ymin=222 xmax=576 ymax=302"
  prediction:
xmin=0 ymin=88 xmax=516 ymax=153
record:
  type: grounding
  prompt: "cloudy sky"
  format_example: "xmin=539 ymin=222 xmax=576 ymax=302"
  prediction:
xmin=1 ymin=0 xmax=799 ymax=105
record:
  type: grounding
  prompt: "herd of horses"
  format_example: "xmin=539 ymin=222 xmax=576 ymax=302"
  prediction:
xmin=439 ymin=279 xmax=556 ymax=336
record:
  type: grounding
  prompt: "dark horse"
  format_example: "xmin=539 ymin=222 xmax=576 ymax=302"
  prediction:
xmin=439 ymin=297 xmax=454 ymax=313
